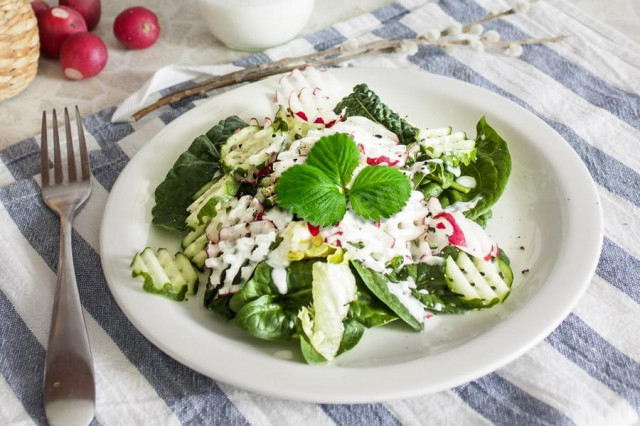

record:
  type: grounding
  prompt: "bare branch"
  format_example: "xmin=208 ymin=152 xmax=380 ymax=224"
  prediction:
xmin=131 ymin=1 xmax=564 ymax=122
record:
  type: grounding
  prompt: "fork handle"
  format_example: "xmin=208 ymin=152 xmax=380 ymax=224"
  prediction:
xmin=43 ymin=213 xmax=95 ymax=426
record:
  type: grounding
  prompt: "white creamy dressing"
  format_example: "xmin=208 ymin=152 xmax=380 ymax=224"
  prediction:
xmin=263 ymin=207 xmax=293 ymax=231
xmin=456 ymin=175 xmax=477 ymax=189
xmin=204 ymin=195 xmax=278 ymax=295
xmin=271 ymin=133 xmax=318 ymax=179
xmin=206 ymin=223 xmax=277 ymax=295
xmin=246 ymin=131 xmax=286 ymax=169
xmin=379 ymin=191 xmax=430 ymax=264
xmin=322 ymin=212 xmax=395 ymax=273
xmin=446 ymin=164 xmax=461 ymax=177
xmin=271 ymin=268 xmax=288 ymax=294
xmin=330 ymin=117 xmax=407 ymax=167
xmin=407 ymin=158 xmax=443 ymax=177
xmin=206 ymin=195 xmax=261 ymax=242
xmin=444 ymin=194 xmax=482 ymax=214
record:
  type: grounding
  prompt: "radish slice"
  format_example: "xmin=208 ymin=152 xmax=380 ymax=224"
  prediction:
xmin=276 ymin=67 xmax=344 ymax=127
xmin=430 ymin=211 xmax=496 ymax=260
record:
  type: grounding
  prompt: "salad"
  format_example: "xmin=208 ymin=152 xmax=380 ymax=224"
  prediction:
xmin=130 ymin=68 xmax=513 ymax=364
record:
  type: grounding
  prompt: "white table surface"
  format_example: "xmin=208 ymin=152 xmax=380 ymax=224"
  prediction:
xmin=0 ymin=0 xmax=637 ymax=147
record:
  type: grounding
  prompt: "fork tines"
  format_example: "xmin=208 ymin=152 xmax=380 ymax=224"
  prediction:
xmin=41 ymin=106 xmax=90 ymax=186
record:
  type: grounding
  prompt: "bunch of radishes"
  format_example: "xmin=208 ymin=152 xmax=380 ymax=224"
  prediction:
xmin=31 ymin=0 xmax=160 ymax=80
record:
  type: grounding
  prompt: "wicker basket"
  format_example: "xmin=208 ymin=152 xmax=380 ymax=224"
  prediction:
xmin=0 ymin=0 xmax=39 ymax=102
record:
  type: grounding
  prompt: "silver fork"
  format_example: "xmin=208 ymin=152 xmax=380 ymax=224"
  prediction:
xmin=40 ymin=107 xmax=95 ymax=426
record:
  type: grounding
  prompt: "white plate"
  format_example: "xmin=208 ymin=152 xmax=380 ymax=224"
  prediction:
xmin=100 ymin=68 xmax=602 ymax=403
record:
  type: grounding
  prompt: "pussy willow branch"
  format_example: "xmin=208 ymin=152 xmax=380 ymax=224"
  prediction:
xmin=131 ymin=2 xmax=565 ymax=122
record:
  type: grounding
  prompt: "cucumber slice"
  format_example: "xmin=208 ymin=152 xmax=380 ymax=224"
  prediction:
xmin=182 ymin=225 xmax=208 ymax=269
xmin=256 ymin=175 xmax=277 ymax=208
xmin=274 ymin=105 xmax=323 ymax=142
xmin=182 ymin=224 xmax=206 ymax=249
xmin=421 ymin=127 xmax=452 ymax=138
xmin=221 ymin=125 xmax=288 ymax=182
xmin=185 ymin=174 xmax=239 ymax=230
xmin=420 ymin=132 xmax=476 ymax=167
xmin=131 ymin=247 xmax=198 ymax=301
xmin=445 ymin=251 xmax=512 ymax=308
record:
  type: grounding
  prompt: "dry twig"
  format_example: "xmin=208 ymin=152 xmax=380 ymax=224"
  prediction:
xmin=132 ymin=1 xmax=566 ymax=121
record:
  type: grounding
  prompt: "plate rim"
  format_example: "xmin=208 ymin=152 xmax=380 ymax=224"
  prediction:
xmin=100 ymin=67 xmax=603 ymax=403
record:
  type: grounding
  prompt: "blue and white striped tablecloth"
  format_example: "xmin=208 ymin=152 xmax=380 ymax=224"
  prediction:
xmin=1 ymin=0 xmax=639 ymax=424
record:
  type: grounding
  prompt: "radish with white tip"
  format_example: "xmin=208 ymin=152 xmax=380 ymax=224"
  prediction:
xmin=59 ymin=32 xmax=107 ymax=80
xmin=37 ymin=5 xmax=87 ymax=57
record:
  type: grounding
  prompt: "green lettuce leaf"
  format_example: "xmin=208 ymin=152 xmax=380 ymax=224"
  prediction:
xmin=298 ymin=317 xmax=365 ymax=364
xmin=298 ymin=261 xmax=357 ymax=360
xmin=203 ymin=282 xmax=235 ymax=320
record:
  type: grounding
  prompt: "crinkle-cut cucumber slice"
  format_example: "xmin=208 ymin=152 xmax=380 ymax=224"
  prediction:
xmin=185 ymin=174 xmax=238 ymax=230
xmin=420 ymin=132 xmax=475 ymax=159
xmin=221 ymin=125 xmax=288 ymax=182
xmin=445 ymin=251 xmax=512 ymax=308
xmin=182 ymin=224 xmax=208 ymax=269
xmin=256 ymin=175 xmax=276 ymax=208
xmin=130 ymin=247 xmax=198 ymax=301
xmin=274 ymin=105 xmax=324 ymax=142
xmin=421 ymin=127 xmax=452 ymax=138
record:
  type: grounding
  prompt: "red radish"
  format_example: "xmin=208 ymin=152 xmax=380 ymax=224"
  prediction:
xmin=113 ymin=7 xmax=160 ymax=49
xmin=59 ymin=0 xmax=101 ymax=31
xmin=59 ymin=32 xmax=107 ymax=80
xmin=30 ymin=0 xmax=50 ymax=16
xmin=38 ymin=6 xmax=87 ymax=57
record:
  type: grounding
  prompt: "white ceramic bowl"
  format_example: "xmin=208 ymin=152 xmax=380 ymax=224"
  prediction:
xmin=196 ymin=0 xmax=316 ymax=51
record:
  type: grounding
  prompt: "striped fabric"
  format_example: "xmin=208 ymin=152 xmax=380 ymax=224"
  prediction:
xmin=1 ymin=0 xmax=639 ymax=424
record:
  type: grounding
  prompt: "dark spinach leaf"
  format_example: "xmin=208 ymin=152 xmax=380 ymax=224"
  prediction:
xmin=402 ymin=261 xmax=469 ymax=314
xmin=234 ymin=295 xmax=297 ymax=341
xmin=298 ymin=316 xmax=365 ymax=363
xmin=229 ymin=260 xmax=316 ymax=313
xmin=348 ymin=284 xmax=398 ymax=328
xmin=336 ymin=318 xmax=366 ymax=356
xmin=440 ymin=117 xmax=511 ymax=222
xmin=152 ymin=116 xmax=248 ymax=231
xmin=299 ymin=334 xmax=327 ymax=364
xmin=203 ymin=281 xmax=235 ymax=319
xmin=351 ymin=261 xmax=422 ymax=331
xmin=333 ymin=84 xmax=419 ymax=145
xmin=229 ymin=262 xmax=275 ymax=313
